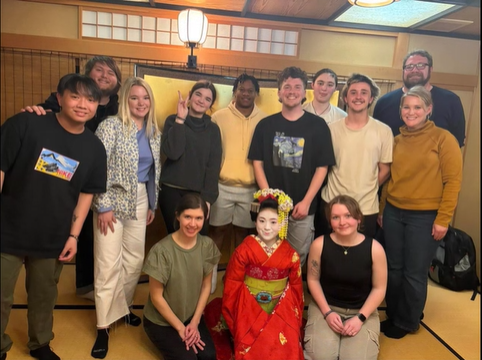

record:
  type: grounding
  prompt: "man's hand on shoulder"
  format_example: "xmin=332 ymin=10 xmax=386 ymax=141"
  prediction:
xmin=20 ymin=105 xmax=50 ymax=116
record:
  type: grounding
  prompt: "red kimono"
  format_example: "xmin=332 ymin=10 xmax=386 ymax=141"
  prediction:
xmin=222 ymin=236 xmax=304 ymax=360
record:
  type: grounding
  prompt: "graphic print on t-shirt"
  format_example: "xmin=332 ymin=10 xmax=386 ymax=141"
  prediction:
xmin=273 ymin=134 xmax=304 ymax=171
xmin=34 ymin=148 xmax=79 ymax=181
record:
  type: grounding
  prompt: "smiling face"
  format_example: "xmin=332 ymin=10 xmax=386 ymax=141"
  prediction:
xmin=278 ymin=77 xmax=306 ymax=110
xmin=189 ymin=88 xmax=214 ymax=117
xmin=256 ymin=208 xmax=280 ymax=246
xmin=344 ymin=82 xmax=373 ymax=114
xmin=400 ymin=95 xmax=432 ymax=131
xmin=312 ymin=72 xmax=337 ymax=105
xmin=234 ymin=79 xmax=257 ymax=110
xmin=57 ymin=89 xmax=99 ymax=124
xmin=177 ymin=207 xmax=205 ymax=239
xmin=330 ymin=203 xmax=360 ymax=237
xmin=128 ymin=85 xmax=150 ymax=123
xmin=403 ymin=54 xmax=432 ymax=89
xmin=88 ymin=62 xmax=119 ymax=96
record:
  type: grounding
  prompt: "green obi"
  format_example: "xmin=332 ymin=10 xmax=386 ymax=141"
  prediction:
xmin=245 ymin=275 xmax=288 ymax=314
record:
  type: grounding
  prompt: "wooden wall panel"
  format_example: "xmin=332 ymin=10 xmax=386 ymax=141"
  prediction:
xmin=0 ymin=49 xmax=76 ymax=124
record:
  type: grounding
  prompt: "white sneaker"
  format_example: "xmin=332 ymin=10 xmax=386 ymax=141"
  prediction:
xmin=211 ymin=264 xmax=218 ymax=294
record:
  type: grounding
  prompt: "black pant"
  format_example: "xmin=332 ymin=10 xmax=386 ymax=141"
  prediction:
xmin=159 ymin=184 xmax=209 ymax=235
xmin=314 ymin=197 xmax=331 ymax=239
xmin=143 ymin=316 xmax=216 ymax=360
xmin=75 ymin=210 xmax=94 ymax=293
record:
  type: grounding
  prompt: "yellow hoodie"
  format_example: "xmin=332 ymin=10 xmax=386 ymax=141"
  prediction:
xmin=211 ymin=101 xmax=266 ymax=186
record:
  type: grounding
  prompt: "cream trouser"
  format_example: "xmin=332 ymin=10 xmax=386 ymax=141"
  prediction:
xmin=93 ymin=183 xmax=148 ymax=327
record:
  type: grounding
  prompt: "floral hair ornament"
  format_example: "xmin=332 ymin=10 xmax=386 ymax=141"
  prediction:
xmin=252 ymin=189 xmax=293 ymax=240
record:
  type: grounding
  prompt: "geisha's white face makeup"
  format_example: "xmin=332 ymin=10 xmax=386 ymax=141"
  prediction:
xmin=256 ymin=208 xmax=280 ymax=245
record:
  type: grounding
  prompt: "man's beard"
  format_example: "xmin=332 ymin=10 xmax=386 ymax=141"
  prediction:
xmin=101 ymin=86 xmax=116 ymax=98
xmin=404 ymin=70 xmax=431 ymax=89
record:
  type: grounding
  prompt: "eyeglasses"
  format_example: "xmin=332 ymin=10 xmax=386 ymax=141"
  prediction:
xmin=403 ymin=63 xmax=429 ymax=71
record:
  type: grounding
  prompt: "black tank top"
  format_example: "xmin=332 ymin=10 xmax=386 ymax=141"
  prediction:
xmin=320 ymin=234 xmax=373 ymax=309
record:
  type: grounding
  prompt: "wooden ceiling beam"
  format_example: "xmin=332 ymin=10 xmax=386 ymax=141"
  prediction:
xmin=241 ymin=0 xmax=251 ymax=16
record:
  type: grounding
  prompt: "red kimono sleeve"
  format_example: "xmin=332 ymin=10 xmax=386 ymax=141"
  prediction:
xmin=222 ymin=242 xmax=249 ymax=333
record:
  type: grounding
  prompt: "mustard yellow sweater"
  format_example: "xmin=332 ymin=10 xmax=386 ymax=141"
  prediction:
xmin=380 ymin=120 xmax=463 ymax=227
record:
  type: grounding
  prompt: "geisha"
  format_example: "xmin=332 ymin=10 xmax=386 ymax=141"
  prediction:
xmin=221 ymin=189 xmax=304 ymax=360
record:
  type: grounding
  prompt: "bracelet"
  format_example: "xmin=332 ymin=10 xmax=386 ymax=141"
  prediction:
xmin=176 ymin=115 xmax=186 ymax=121
xmin=323 ymin=310 xmax=334 ymax=319
xmin=69 ymin=234 xmax=79 ymax=242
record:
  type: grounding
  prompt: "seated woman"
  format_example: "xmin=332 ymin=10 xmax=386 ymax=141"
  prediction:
xmin=142 ymin=193 xmax=221 ymax=360
xmin=222 ymin=188 xmax=304 ymax=360
xmin=304 ymin=195 xmax=387 ymax=360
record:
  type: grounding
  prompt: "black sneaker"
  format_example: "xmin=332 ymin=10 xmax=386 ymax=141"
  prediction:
xmin=380 ymin=319 xmax=393 ymax=333
xmin=30 ymin=345 xmax=60 ymax=360
xmin=125 ymin=311 xmax=141 ymax=326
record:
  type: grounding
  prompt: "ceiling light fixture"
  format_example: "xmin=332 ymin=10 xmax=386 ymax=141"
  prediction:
xmin=177 ymin=9 xmax=208 ymax=69
xmin=348 ymin=0 xmax=399 ymax=7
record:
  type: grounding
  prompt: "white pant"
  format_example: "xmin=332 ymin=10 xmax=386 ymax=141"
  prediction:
xmin=93 ymin=183 xmax=148 ymax=327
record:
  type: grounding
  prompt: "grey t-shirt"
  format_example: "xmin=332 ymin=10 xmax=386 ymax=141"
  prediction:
xmin=143 ymin=234 xmax=221 ymax=326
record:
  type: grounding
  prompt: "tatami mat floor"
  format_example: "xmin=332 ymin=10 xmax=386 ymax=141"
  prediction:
xmin=8 ymin=262 xmax=480 ymax=360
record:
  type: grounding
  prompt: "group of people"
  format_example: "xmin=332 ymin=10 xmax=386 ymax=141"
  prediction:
xmin=0 ymin=48 xmax=464 ymax=360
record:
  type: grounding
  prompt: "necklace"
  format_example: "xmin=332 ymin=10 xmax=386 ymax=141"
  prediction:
xmin=341 ymin=245 xmax=350 ymax=255
xmin=314 ymin=103 xmax=330 ymax=116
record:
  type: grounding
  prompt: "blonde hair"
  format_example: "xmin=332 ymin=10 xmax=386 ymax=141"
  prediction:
xmin=117 ymin=77 xmax=160 ymax=138
xmin=400 ymin=85 xmax=433 ymax=119
xmin=400 ymin=85 xmax=433 ymax=108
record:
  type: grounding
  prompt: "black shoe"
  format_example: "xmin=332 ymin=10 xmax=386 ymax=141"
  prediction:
xmin=30 ymin=345 xmax=60 ymax=360
xmin=420 ymin=312 xmax=424 ymax=320
xmin=384 ymin=325 xmax=409 ymax=339
xmin=1 ymin=352 xmax=6 ymax=360
xmin=380 ymin=319 xmax=393 ymax=333
xmin=125 ymin=311 xmax=141 ymax=327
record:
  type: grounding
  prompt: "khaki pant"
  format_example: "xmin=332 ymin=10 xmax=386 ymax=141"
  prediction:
xmin=1 ymin=253 xmax=63 ymax=356
xmin=304 ymin=302 xmax=380 ymax=360
xmin=93 ymin=183 xmax=148 ymax=327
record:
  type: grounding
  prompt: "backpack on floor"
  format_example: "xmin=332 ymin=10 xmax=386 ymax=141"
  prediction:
xmin=429 ymin=226 xmax=480 ymax=300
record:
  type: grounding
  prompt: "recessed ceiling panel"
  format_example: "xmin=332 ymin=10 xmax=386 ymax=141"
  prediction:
xmin=250 ymin=0 xmax=347 ymax=19
xmin=334 ymin=0 xmax=455 ymax=28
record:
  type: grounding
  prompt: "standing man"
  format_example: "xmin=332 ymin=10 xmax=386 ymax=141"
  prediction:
xmin=303 ymin=68 xmax=347 ymax=238
xmin=22 ymin=56 xmax=122 ymax=300
xmin=248 ymin=67 xmax=335 ymax=265
xmin=373 ymin=49 xmax=465 ymax=147
xmin=303 ymin=68 xmax=347 ymax=124
xmin=321 ymin=73 xmax=393 ymax=238
xmin=1 ymin=74 xmax=107 ymax=360
xmin=209 ymin=74 xmax=266 ymax=288
xmin=23 ymin=56 xmax=121 ymax=133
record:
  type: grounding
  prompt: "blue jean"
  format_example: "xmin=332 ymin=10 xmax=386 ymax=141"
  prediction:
xmin=383 ymin=202 xmax=439 ymax=331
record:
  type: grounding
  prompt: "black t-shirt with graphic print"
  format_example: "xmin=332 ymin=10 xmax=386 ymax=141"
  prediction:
xmin=248 ymin=111 xmax=335 ymax=215
xmin=0 ymin=112 xmax=107 ymax=258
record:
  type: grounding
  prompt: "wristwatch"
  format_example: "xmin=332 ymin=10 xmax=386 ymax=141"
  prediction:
xmin=356 ymin=313 xmax=366 ymax=322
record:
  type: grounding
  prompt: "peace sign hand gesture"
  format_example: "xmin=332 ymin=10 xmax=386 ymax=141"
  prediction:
xmin=176 ymin=91 xmax=189 ymax=122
